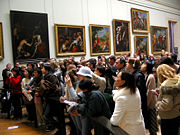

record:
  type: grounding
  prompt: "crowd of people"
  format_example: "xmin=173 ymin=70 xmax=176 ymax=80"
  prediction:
xmin=1 ymin=50 xmax=180 ymax=135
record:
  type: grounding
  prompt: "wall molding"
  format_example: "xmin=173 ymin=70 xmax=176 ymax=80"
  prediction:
xmin=118 ymin=0 xmax=180 ymax=16
xmin=149 ymin=0 xmax=180 ymax=10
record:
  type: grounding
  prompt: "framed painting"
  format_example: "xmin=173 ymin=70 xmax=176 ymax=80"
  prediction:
xmin=151 ymin=26 xmax=168 ymax=55
xmin=54 ymin=24 xmax=86 ymax=56
xmin=89 ymin=24 xmax=111 ymax=56
xmin=113 ymin=19 xmax=131 ymax=55
xmin=0 ymin=22 xmax=4 ymax=60
xmin=10 ymin=10 xmax=50 ymax=63
xmin=134 ymin=36 xmax=149 ymax=55
xmin=131 ymin=8 xmax=150 ymax=34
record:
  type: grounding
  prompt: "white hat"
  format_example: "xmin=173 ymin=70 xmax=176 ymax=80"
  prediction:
xmin=77 ymin=66 xmax=92 ymax=78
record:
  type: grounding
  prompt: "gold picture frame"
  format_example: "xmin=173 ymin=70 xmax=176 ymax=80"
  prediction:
xmin=54 ymin=24 xmax=86 ymax=57
xmin=0 ymin=22 xmax=4 ymax=60
xmin=131 ymin=8 xmax=150 ymax=34
xmin=151 ymin=26 xmax=168 ymax=55
xmin=113 ymin=19 xmax=131 ymax=55
xmin=89 ymin=24 xmax=111 ymax=56
xmin=134 ymin=36 xmax=149 ymax=55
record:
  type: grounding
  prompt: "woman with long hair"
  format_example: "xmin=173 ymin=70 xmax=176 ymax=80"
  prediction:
xmin=110 ymin=71 xmax=146 ymax=135
xmin=141 ymin=61 xmax=158 ymax=135
xmin=21 ymin=68 xmax=33 ymax=121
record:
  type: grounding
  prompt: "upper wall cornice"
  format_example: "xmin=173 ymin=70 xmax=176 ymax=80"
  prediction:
xmin=118 ymin=0 xmax=180 ymax=16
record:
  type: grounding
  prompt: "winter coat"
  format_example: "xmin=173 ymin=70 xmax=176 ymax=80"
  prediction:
xmin=9 ymin=75 xmax=22 ymax=94
xmin=39 ymin=73 xmax=59 ymax=100
xmin=78 ymin=90 xmax=111 ymax=119
xmin=156 ymin=78 xmax=180 ymax=119
xmin=146 ymin=74 xmax=157 ymax=109
xmin=110 ymin=87 xmax=146 ymax=135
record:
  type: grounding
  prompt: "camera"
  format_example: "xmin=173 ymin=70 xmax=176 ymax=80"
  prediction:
xmin=7 ymin=71 xmax=12 ymax=77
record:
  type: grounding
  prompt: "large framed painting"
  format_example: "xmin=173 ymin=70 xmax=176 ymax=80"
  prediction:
xmin=89 ymin=24 xmax=111 ymax=56
xmin=10 ymin=10 xmax=50 ymax=63
xmin=131 ymin=8 xmax=150 ymax=34
xmin=113 ymin=19 xmax=131 ymax=55
xmin=0 ymin=22 xmax=4 ymax=60
xmin=151 ymin=26 xmax=168 ymax=55
xmin=55 ymin=24 xmax=86 ymax=57
xmin=134 ymin=36 xmax=149 ymax=55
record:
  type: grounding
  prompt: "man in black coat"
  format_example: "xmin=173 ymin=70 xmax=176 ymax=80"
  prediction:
xmin=1 ymin=63 xmax=12 ymax=115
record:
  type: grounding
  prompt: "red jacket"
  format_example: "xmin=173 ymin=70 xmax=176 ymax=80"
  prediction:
xmin=9 ymin=75 xmax=22 ymax=94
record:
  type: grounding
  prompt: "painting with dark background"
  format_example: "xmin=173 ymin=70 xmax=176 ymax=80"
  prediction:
xmin=10 ymin=10 xmax=49 ymax=63
xmin=113 ymin=19 xmax=131 ymax=55
xmin=55 ymin=24 xmax=86 ymax=57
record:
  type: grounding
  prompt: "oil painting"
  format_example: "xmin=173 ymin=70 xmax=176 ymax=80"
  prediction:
xmin=151 ymin=26 xmax=168 ymax=55
xmin=113 ymin=19 xmax=131 ymax=55
xmin=55 ymin=24 xmax=86 ymax=56
xmin=89 ymin=24 xmax=111 ymax=56
xmin=10 ymin=10 xmax=50 ymax=63
xmin=131 ymin=8 xmax=149 ymax=34
xmin=134 ymin=36 xmax=149 ymax=55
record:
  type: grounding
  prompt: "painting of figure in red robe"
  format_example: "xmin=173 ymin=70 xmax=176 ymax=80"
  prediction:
xmin=89 ymin=24 xmax=111 ymax=56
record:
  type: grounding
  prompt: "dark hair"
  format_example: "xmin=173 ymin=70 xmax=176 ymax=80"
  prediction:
xmin=158 ymin=56 xmax=174 ymax=66
xmin=170 ymin=53 xmax=177 ymax=63
xmin=128 ymin=58 xmax=140 ymax=69
xmin=96 ymin=65 xmax=105 ymax=77
xmin=117 ymin=57 xmax=126 ymax=67
xmin=27 ymin=63 xmax=34 ymax=69
xmin=79 ymin=79 xmax=99 ymax=92
xmin=42 ymin=63 xmax=51 ymax=71
xmin=97 ymin=55 xmax=102 ymax=59
xmin=79 ymin=79 xmax=94 ymax=91
xmin=109 ymin=55 xmax=116 ymax=61
xmin=121 ymin=71 xmax=136 ymax=94
xmin=144 ymin=60 xmax=153 ymax=74
xmin=24 ymin=68 xmax=32 ymax=79
xmin=87 ymin=58 xmax=96 ymax=69
xmin=34 ymin=67 xmax=42 ymax=76
xmin=11 ymin=67 xmax=20 ymax=76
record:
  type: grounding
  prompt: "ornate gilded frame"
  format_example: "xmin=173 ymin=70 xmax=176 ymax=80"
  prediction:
xmin=134 ymin=35 xmax=149 ymax=55
xmin=89 ymin=24 xmax=111 ymax=56
xmin=0 ymin=22 xmax=4 ymax=60
xmin=55 ymin=24 xmax=86 ymax=57
xmin=131 ymin=8 xmax=150 ymax=34
xmin=151 ymin=26 xmax=168 ymax=55
xmin=113 ymin=19 xmax=131 ymax=55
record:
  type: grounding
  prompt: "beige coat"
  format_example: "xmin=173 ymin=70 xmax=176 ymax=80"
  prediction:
xmin=110 ymin=87 xmax=146 ymax=135
xmin=146 ymin=74 xmax=157 ymax=109
xmin=156 ymin=78 xmax=180 ymax=119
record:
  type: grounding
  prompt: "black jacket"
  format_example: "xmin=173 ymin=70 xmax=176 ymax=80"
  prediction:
xmin=78 ymin=90 xmax=111 ymax=119
xmin=133 ymin=69 xmax=148 ymax=128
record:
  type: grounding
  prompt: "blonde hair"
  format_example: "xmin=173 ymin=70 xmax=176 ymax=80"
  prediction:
xmin=157 ymin=64 xmax=178 ymax=86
